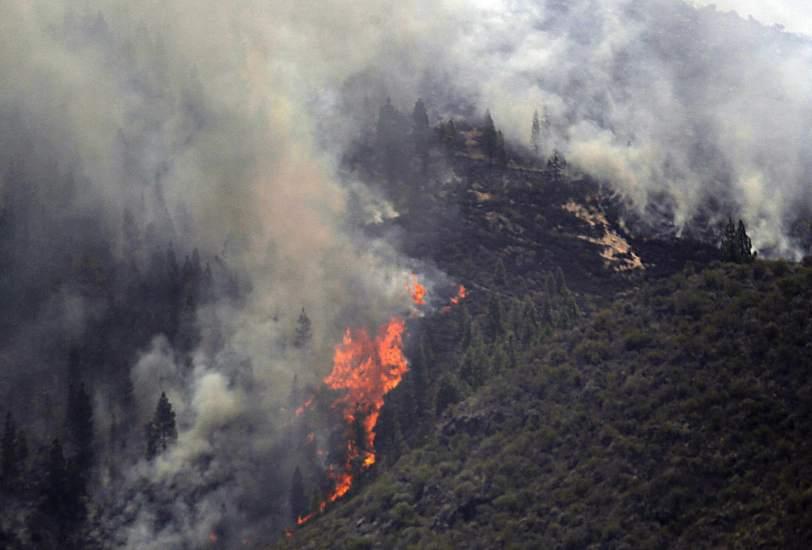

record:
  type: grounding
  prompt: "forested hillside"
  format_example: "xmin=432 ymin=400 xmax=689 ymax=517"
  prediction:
xmin=3 ymin=2 xmax=812 ymax=546
xmin=284 ymin=259 xmax=812 ymax=549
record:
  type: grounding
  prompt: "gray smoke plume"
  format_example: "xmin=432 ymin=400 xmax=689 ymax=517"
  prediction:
xmin=416 ymin=0 xmax=812 ymax=255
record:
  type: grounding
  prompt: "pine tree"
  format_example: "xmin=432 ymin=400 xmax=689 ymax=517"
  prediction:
xmin=145 ymin=392 xmax=177 ymax=459
xmin=145 ymin=422 xmax=158 ymax=460
xmin=547 ymin=150 xmax=566 ymax=182
xmin=155 ymin=392 xmax=177 ymax=448
xmin=376 ymin=98 xmax=407 ymax=183
xmin=720 ymin=217 xmax=737 ymax=262
xmin=482 ymin=110 xmax=498 ymax=163
xmin=736 ymin=219 xmax=755 ymax=263
xmin=555 ymin=267 xmax=569 ymax=295
xmin=290 ymin=466 xmax=308 ymax=521
xmin=293 ymin=308 xmax=313 ymax=349
xmin=519 ymin=297 xmax=541 ymax=345
xmin=487 ymin=295 xmax=509 ymax=338
xmin=490 ymin=343 xmax=510 ymax=374
xmin=496 ymin=130 xmax=508 ymax=166
xmin=494 ymin=258 xmax=508 ymax=287
xmin=720 ymin=217 xmax=755 ymax=263
xmin=412 ymin=99 xmax=430 ymax=173
xmin=459 ymin=348 xmax=486 ymax=390
xmin=531 ymin=110 xmax=541 ymax=155
xmin=459 ymin=305 xmax=474 ymax=350
xmin=374 ymin=400 xmax=402 ymax=459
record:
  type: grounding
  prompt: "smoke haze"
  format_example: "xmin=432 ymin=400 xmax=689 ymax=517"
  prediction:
xmin=1 ymin=0 xmax=811 ymax=546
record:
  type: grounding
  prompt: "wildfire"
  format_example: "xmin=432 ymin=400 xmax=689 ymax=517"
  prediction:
xmin=298 ymin=316 xmax=409 ymax=526
xmin=294 ymin=396 xmax=314 ymax=416
xmin=296 ymin=512 xmax=315 ymax=526
xmin=325 ymin=318 xmax=408 ymax=468
xmin=409 ymin=275 xmax=427 ymax=306
xmin=450 ymin=284 xmax=467 ymax=305
xmin=441 ymin=284 xmax=468 ymax=313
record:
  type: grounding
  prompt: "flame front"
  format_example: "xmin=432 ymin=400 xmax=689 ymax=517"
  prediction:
xmin=296 ymin=317 xmax=408 ymax=525
xmin=295 ymin=277 xmax=421 ymax=529
xmin=325 ymin=318 xmax=408 ymax=468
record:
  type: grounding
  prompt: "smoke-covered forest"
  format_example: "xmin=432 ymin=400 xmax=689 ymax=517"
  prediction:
xmin=1 ymin=1 xmax=812 ymax=548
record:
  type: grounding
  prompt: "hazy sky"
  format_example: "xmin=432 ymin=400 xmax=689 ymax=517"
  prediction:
xmin=691 ymin=1 xmax=812 ymax=36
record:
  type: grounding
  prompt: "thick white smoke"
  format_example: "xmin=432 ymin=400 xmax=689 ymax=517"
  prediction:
xmin=429 ymin=0 xmax=812 ymax=255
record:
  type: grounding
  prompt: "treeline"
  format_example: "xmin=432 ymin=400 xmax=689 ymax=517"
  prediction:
xmin=353 ymin=97 xmax=572 ymax=219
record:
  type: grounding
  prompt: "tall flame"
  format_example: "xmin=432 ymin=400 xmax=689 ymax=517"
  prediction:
xmin=325 ymin=318 xmax=408 ymax=468
xmin=294 ymin=280 xmax=469 ymax=528
xmin=298 ymin=316 xmax=409 ymax=526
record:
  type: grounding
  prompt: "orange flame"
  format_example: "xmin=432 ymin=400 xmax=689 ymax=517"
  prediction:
xmin=325 ymin=318 xmax=408 ymax=467
xmin=409 ymin=275 xmax=427 ymax=306
xmin=296 ymin=512 xmax=315 ymax=526
xmin=441 ymin=284 xmax=468 ymax=313
xmin=298 ymin=316 xmax=409 ymax=526
xmin=450 ymin=284 xmax=467 ymax=305
xmin=294 ymin=396 xmax=314 ymax=416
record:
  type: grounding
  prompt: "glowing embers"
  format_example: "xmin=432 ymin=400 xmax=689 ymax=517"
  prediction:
xmin=409 ymin=275 xmax=427 ymax=306
xmin=441 ymin=284 xmax=467 ymax=313
xmin=294 ymin=396 xmax=314 ymax=417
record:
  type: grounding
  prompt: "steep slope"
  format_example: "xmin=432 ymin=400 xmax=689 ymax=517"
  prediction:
xmin=281 ymin=260 xmax=812 ymax=549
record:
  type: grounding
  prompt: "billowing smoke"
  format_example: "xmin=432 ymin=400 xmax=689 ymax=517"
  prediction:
xmin=419 ymin=0 xmax=812 ymax=255
xmin=1 ymin=0 xmax=810 ymax=546
xmin=0 ymin=0 xmax=448 ymax=546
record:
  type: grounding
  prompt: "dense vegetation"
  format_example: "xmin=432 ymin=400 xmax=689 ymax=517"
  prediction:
xmin=284 ymin=259 xmax=812 ymax=549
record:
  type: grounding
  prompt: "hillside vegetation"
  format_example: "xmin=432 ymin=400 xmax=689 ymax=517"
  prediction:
xmin=283 ymin=259 xmax=812 ymax=549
